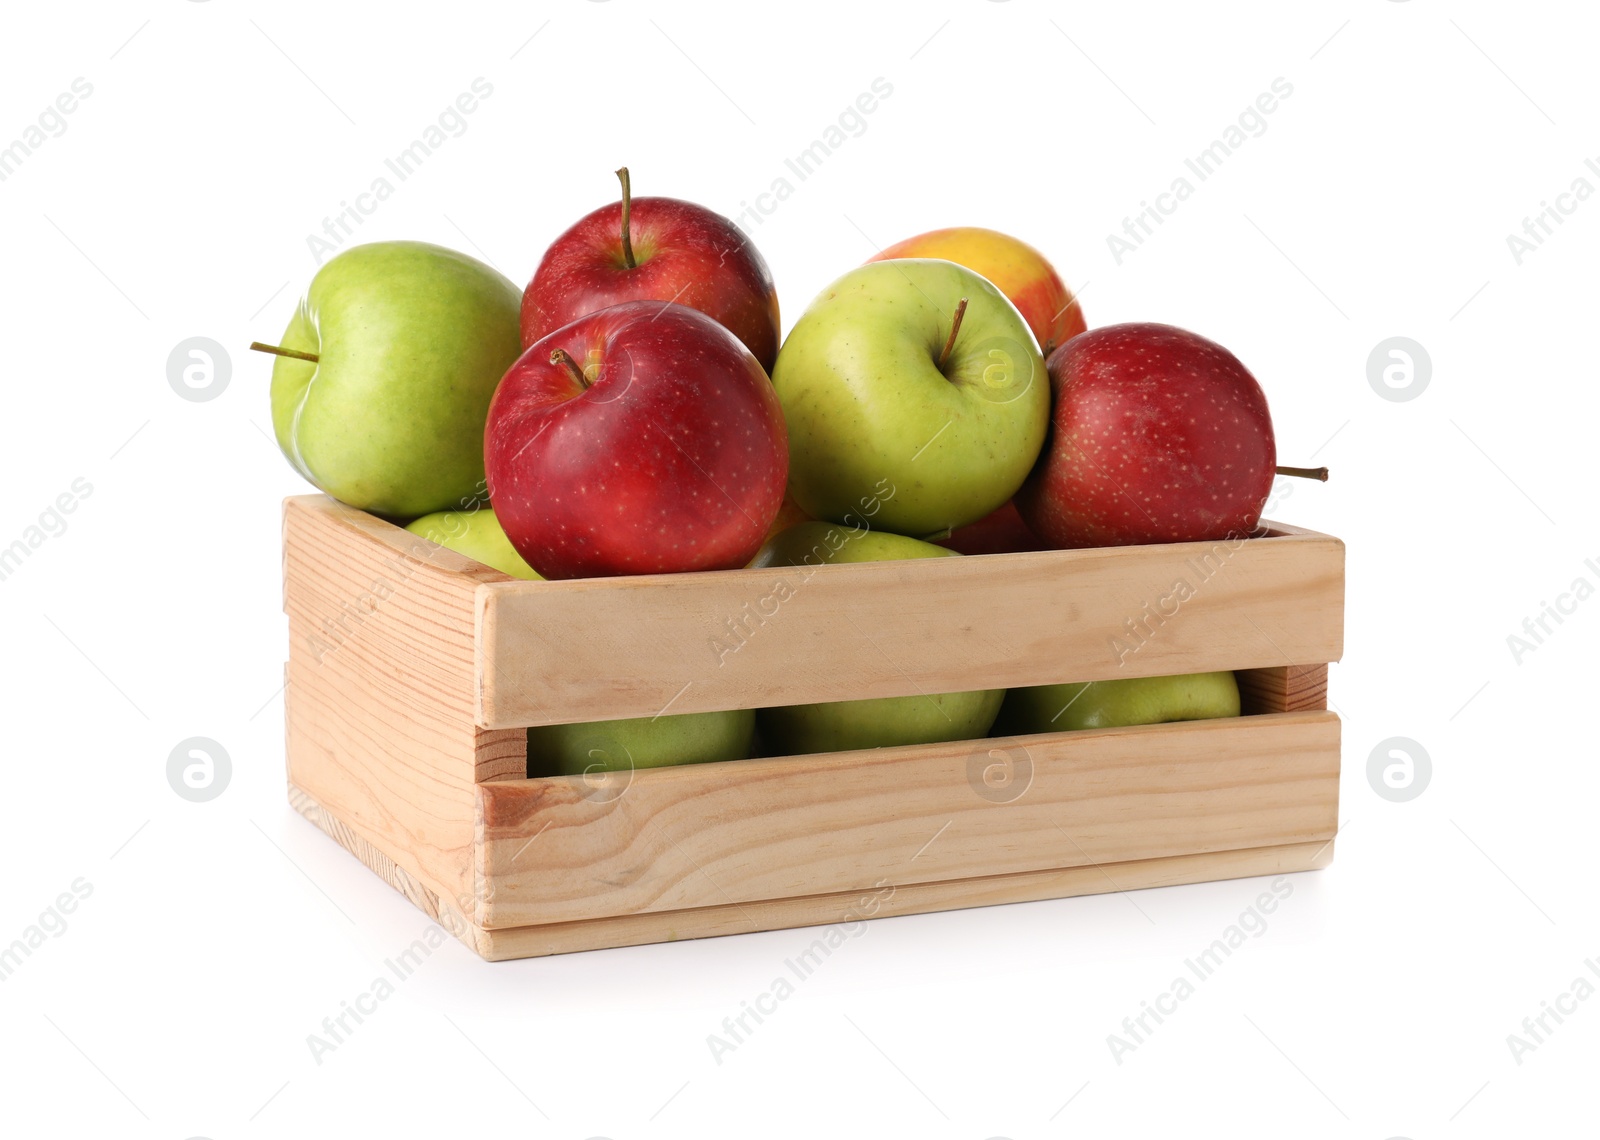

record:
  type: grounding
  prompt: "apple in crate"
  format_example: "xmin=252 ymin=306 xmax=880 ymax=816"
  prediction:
xmin=267 ymin=242 xmax=523 ymax=518
xmin=752 ymin=522 xmax=1004 ymax=754
xmin=528 ymin=709 xmax=756 ymax=778
xmin=772 ymin=260 xmax=1048 ymax=538
xmin=870 ymin=226 xmax=1086 ymax=355
xmin=405 ymin=507 xmax=541 ymax=580
xmin=521 ymin=168 xmax=781 ymax=373
xmin=1017 ymin=323 xmax=1276 ymax=548
xmin=994 ymin=671 xmax=1241 ymax=735
xmin=932 ymin=500 xmax=1041 ymax=556
xmin=486 ymin=301 xmax=788 ymax=579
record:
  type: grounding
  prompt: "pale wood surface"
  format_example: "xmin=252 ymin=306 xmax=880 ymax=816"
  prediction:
xmin=476 ymin=710 xmax=1339 ymax=929
xmin=475 ymin=839 xmax=1336 ymax=960
xmin=1236 ymin=664 xmax=1330 ymax=715
xmin=292 ymin=779 xmax=1330 ymax=962
xmin=476 ymin=519 xmax=1345 ymax=728
xmin=283 ymin=496 xmax=513 ymax=919
xmin=288 ymin=782 xmax=479 ymax=951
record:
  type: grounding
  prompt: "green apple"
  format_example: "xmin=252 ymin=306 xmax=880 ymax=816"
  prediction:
xmin=994 ymin=671 xmax=1242 ymax=735
xmin=748 ymin=519 xmax=947 ymax=569
xmin=528 ymin=708 xmax=756 ymax=776
xmin=753 ymin=522 xmax=1004 ymax=754
xmin=269 ymin=241 xmax=523 ymax=518
xmin=405 ymin=507 xmax=542 ymax=580
xmin=771 ymin=258 xmax=1048 ymax=537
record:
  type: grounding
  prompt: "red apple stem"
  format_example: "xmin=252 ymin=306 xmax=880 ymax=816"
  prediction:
xmin=615 ymin=166 xmax=637 ymax=270
xmin=549 ymin=348 xmax=589 ymax=388
xmin=249 ymin=341 xmax=320 ymax=364
xmin=1275 ymin=465 xmax=1329 ymax=482
xmin=937 ymin=297 xmax=969 ymax=372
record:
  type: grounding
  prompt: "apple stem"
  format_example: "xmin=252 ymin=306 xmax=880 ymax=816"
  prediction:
xmin=549 ymin=348 xmax=589 ymax=388
xmin=616 ymin=166 xmax=637 ymax=269
xmin=249 ymin=341 xmax=319 ymax=364
xmin=1275 ymin=465 xmax=1329 ymax=482
xmin=937 ymin=297 xmax=969 ymax=372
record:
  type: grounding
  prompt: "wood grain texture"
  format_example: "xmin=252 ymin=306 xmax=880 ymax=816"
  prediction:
xmin=291 ymin=778 xmax=1331 ymax=962
xmin=474 ymin=839 xmax=1336 ymax=961
xmin=283 ymin=496 xmax=512 ymax=920
xmin=288 ymin=782 xmax=479 ymax=952
xmin=476 ymin=520 xmax=1345 ymax=728
xmin=1236 ymin=664 xmax=1329 ymax=715
xmin=476 ymin=710 xmax=1340 ymax=929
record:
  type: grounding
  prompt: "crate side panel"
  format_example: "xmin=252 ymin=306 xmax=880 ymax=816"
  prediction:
xmin=477 ymin=710 xmax=1340 ymax=928
xmin=283 ymin=497 xmax=488 ymax=917
xmin=478 ymin=530 xmax=1345 ymax=727
xmin=477 ymin=839 xmax=1335 ymax=960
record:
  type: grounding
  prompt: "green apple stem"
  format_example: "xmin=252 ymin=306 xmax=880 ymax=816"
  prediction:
xmin=249 ymin=341 xmax=320 ymax=364
xmin=1275 ymin=465 xmax=1330 ymax=482
xmin=616 ymin=166 xmax=637 ymax=269
xmin=550 ymin=348 xmax=589 ymax=388
xmin=937 ymin=297 xmax=969 ymax=373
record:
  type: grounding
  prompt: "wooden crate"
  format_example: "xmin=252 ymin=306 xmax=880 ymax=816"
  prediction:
xmin=281 ymin=494 xmax=1344 ymax=960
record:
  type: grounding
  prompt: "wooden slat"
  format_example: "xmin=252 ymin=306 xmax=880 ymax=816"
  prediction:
xmin=475 ymin=710 xmax=1339 ymax=929
xmin=1236 ymin=664 xmax=1329 ymax=714
xmin=476 ymin=520 xmax=1345 ymax=727
xmin=291 ymin=778 xmax=1331 ymax=962
xmin=476 ymin=840 xmax=1336 ymax=960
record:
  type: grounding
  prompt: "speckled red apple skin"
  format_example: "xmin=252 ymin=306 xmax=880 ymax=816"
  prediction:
xmin=521 ymin=196 xmax=781 ymax=374
xmin=1016 ymin=323 xmax=1276 ymax=548
xmin=486 ymin=301 xmax=788 ymax=580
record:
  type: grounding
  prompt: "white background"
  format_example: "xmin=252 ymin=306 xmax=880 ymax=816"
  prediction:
xmin=1 ymin=1 xmax=1595 ymax=1136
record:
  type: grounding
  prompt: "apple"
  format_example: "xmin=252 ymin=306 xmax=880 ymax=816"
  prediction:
xmin=528 ymin=708 xmax=756 ymax=776
xmin=753 ymin=522 xmax=1005 ymax=754
xmin=521 ymin=168 xmax=781 ymax=373
xmin=772 ymin=259 xmax=1049 ymax=538
xmin=870 ymin=226 xmax=1086 ymax=355
xmin=404 ymin=506 xmax=542 ymax=580
xmin=932 ymin=500 xmax=1042 ymax=556
xmin=1016 ymin=323 xmax=1276 ymax=548
xmin=761 ymin=493 xmax=814 ymax=547
xmin=993 ymin=671 xmax=1241 ymax=735
xmin=485 ymin=301 xmax=788 ymax=579
xmin=266 ymin=241 xmax=522 ymax=518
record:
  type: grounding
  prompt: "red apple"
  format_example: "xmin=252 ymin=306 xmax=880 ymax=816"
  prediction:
xmin=486 ymin=301 xmax=788 ymax=579
xmin=1016 ymin=323 xmax=1276 ymax=548
xmin=521 ymin=169 xmax=781 ymax=373
xmin=933 ymin=500 xmax=1043 ymax=556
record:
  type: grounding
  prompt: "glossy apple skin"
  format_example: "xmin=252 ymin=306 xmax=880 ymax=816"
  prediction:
xmin=993 ymin=671 xmax=1240 ymax=735
xmin=269 ymin=241 xmax=522 ymax=518
xmin=752 ymin=523 xmax=1004 ymax=754
xmin=773 ymin=259 xmax=1048 ymax=537
xmin=521 ymin=196 xmax=781 ymax=373
xmin=1016 ymin=323 xmax=1276 ymax=548
xmin=528 ymin=708 xmax=755 ymax=775
xmin=933 ymin=500 xmax=1042 ymax=556
xmin=486 ymin=301 xmax=788 ymax=579
xmin=871 ymin=227 xmax=1086 ymax=356
xmin=404 ymin=506 xmax=542 ymax=580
